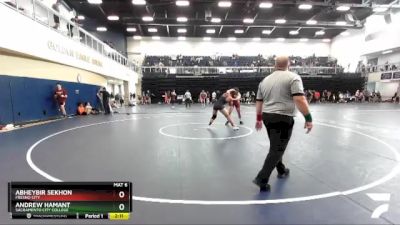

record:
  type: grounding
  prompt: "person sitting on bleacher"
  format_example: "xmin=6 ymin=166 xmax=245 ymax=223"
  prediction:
xmin=77 ymin=103 xmax=86 ymax=116
xmin=85 ymin=102 xmax=93 ymax=115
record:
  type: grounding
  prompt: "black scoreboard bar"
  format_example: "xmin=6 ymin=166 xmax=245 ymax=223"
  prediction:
xmin=8 ymin=182 xmax=132 ymax=220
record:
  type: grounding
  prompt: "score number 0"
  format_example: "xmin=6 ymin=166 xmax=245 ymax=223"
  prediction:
xmin=119 ymin=191 xmax=125 ymax=211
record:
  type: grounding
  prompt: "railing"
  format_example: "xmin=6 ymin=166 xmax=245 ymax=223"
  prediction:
xmin=364 ymin=62 xmax=400 ymax=73
xmin=141 ymin=66 xmax=341 ymax=76
xmin=0 ymin=0 xmax=139 ymax=72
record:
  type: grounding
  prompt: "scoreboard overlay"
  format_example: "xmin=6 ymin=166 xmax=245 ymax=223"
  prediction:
xmin=8 ymin=182 xmax=132 ymax=220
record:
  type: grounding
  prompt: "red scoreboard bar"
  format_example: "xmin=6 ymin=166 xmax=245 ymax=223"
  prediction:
xmin=8 ymin=182 xmax=132 ymax=220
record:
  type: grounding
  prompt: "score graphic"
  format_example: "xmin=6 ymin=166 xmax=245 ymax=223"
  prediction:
xmin=8 ymin=182 xmax=132 ymax=220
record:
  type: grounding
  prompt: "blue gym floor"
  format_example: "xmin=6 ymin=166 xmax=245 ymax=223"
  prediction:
xmin=1 ymin=103 xmax=400 ymax=224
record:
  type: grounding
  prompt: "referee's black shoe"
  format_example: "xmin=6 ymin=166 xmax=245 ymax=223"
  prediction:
xmin=252 ymin=179 xmax=271 ymax=192
xmin=277 ymin=168 xmax=290 ymax=179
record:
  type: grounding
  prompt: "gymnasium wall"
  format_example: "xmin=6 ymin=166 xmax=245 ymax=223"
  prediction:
xmin=0 ymin=3 xmax=135 ymax=82
xmin=0 ymin=53 xmax=106 ymax=125
xmin=331 ymin=10 xmax=400 ymax=71
xmin=0 ymin=53 xmax=108 ymax=86
xmin=330 ymin=29 xmax=365 ymax=73
xmin=375 ymin=81 xmax=400 ymax=99
xmin=127 ymin=37 xmax=331 ymax=58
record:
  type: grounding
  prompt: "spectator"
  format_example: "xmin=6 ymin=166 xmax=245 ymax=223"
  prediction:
xmin=99 ymin=87 xmax=111 ymax=114
xmin=67 ymin=16 xmax=80 ymax=37
xmin=54 ymin=83 xmax=68 ymax=117
xmin=355 ymin=90 xmax=360 ymax=102
xmin=171 ymin=89 xmax=177 ymax=108
xmin=85 ymin=102 xmax=93 ymax=114
xmin=314 ymin=91 xmax=321 ymax=103
xmin=184 ymin=90 xmax=192 ymax=108
xmin=212 ymin=91 xmax=217 ymax=103
xmin=206 ymin=91 xmax=211 ymax=104
xmin=392 ymin=92 xmax=399 ymax=103
xmin=76 ymin=103 xmax=86 ymax=115
xmin=52 ymin=0 xmax=61 ymax=29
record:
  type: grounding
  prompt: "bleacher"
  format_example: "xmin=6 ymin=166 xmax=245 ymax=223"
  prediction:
xmin=142 ymin=73 xmax=365 ymax=103
xmin=143 ymin=55 xmax=340 ymax=68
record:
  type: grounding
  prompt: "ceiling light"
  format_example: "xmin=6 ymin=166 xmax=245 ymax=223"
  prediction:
xmin=133 ymin=35 xmax=142 ymax=40
xmin=253 ymin=37 xmax=261 ymax=41
xmin=315 ymin=30 xmax=325 ymax=35
xmin=203 ymin=37 xmax=211 ymax=41
xmin=259 ymin=2 xmax=273 ymax=8
xmin=306 ymin=20 xmax=317 ymax=25
xmin=243 ymin=18 xmax=254 ymax=23
xmin=277 ymin=38 xmax=285 ymax=42
xmin=77 ymin=15 xmax=85 ymax=20
xmin=336 ymin=21 xmax=347 ymax=26
xmin=88 ymin=0 xmax=102 ymax=4
xmin=336 ymin=5 xmax=350 ymax=11
xmin=152 ymin=36 xmax=160 ymax=40
xmin=148 ymin=28 xmax=157 ymax=32
xmin=300 ymin=38 xmax=309 ymax=42
xmin=132 ymin=0 xmax=146 ymax=5
xmin=373 ymin=7 xmax=389 ymax=12
xmin=96 ymin=27 xmax=107 ymax=32
xmin=382 ymin=50 xmax=393 ymax=54
xmin=107 ymin=15 xmax=119 ymax=21
xmin=275 ymin=19 xmax=286 ymax=24
xmin=127 ymin=27 xmax=137 ymax=32
xmin=177 ymin=28 xmax=187 ymax=33
xmin=218 ymin=1 xmax=231 ymax=8
xmin=206 ymin=29 xmax=216 ymax=34
xmin=289 ymin=30 xmax=299 ymax=35
xmin=178 ymin=36 xmax=186 ymax=41
xmin=322 ymin=38 xmax=331 ymax=42
xmin=228 ymin=37 xmax=236 ymax=41
xmin=176 ymin=0 xmax=189 ymax=6
xmin=262 ymin=29 xmax=272 ymax=34
xmin=211 ymin=17 xmax=221 ymax=23
xmin=177 ymin=17 xmax=188 ymax=22
xmin=341 ymin=31 xmax=350 ymax=36
xmin=142 ymin=16 xmax=153 ymax=21
xmin=299 ymin=4 xmax=312 ymax=10
xmin=234 ymin=29 xmax=244 ymax=34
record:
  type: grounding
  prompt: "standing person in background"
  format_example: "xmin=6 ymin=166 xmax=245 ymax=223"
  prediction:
xmin=245 ymin=91 xmax=251 ymax=104
xmin=54 ymin=83 xmax=68 ymax=117
xmin=146 ymin=90 xmax=152 ymax=104
xmin=314 ymin=90 xmax=321 ymax=103
xmin=97 ymin=88 xmax=104 ymax=112
xmin=163 ymin=91 xmax=168 ymax=104
xmin=171 ymin=89 xmax=177 ymax=109
xmin=167 ymin=90 xmax=171 ymax=104
xmin=251 ymin=91 xmax=256 ymax=103
xmin=67 ymin=16 xmax=79 ymax=37
xmin=211 ymin=91 xmax=217 ymax=104
xmin=206 ymin=91 xmax=211 ymax=105
xmin=115 ymin=93 xmax=121 ymax=107
xmin=100 ymin=87 xmax=111 ymax=115
xmin=184 ymin=90 xmax=192 ymax=108
xmin=253 ymin=56 xmax=313 ymax=192
xmin=52 ymin=0 xmax=61 ymax=29
xmin=200 ymin=90 xmax=207 ymax=108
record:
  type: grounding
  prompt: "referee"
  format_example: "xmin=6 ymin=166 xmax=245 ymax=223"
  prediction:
xmin=253 ymin=56 xmax=313 ymax=192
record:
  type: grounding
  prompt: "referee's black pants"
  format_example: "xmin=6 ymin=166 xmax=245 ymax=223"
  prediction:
xmin=256 ymin=113 xmax=294 ymax=184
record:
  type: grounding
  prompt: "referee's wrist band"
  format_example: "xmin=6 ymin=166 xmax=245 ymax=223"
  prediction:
xmin=257 ymin=114 xmax=263 ymax=122
xmin=304 ymin=113 xmax=312 ymax=122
